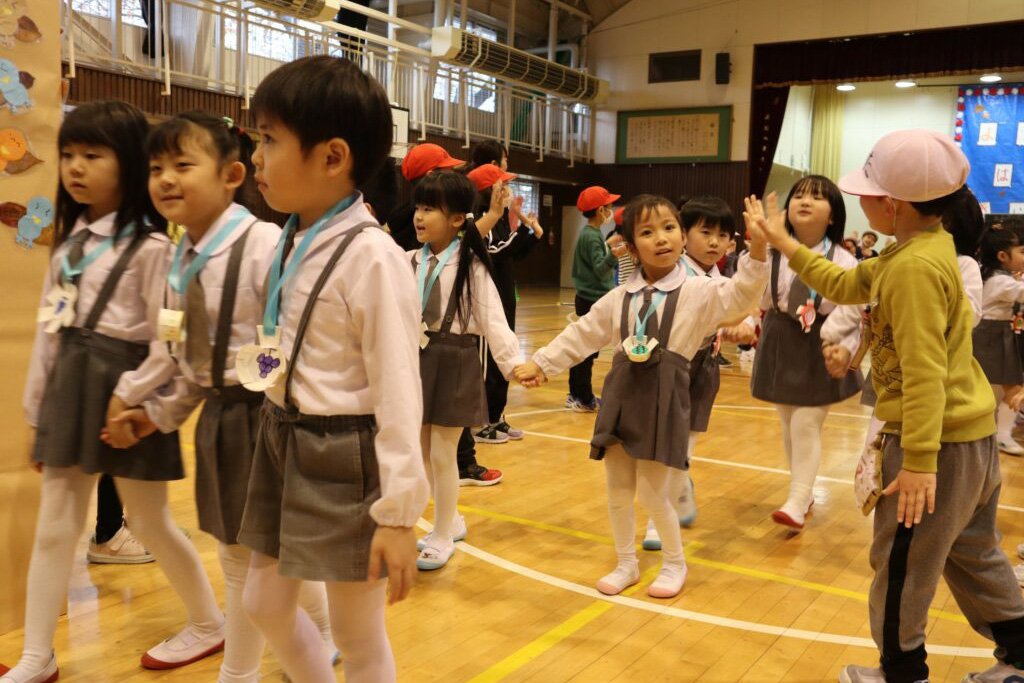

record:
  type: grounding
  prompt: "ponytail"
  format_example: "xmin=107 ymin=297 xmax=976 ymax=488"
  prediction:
xmin=935 ymin=185 xmax=983 ymax=258
xmin=453 ymin=215 xmax=495 ymax=327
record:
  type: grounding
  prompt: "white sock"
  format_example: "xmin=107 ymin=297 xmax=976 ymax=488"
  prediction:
xmin=326 ymin=581 xmax=395 ymax=683
xmin=636 ymin=459 xmax=684 ymax=568
xmin=603 ymin=447 xmax=639 ymax=565
xmin=8 ymin=467 xmax=96 ymax=678
xmin=217 ymin=543 xmax=264 ymax=683
xmin=998 ymin=400 xmax=1017 ymax=442
xmin=423 ymin=425 xmax=461 ymax=542
xmin=775 ymin=405 xmax=829 ymax=511
xmin=298 ymin=582 xmax=333 ymax=649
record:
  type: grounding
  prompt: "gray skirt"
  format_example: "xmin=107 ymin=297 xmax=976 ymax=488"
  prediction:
xmin=591 ymin=348 xmax=692 ymax=471
xmin=237 ymin=402 xmax=383 ymax=582
xmin=973 ymin=319 xmax=1022 ymax=385
xmin=195 ymin=384 xmax=264 ymax=545
xmin=751 ymin=310 xmax=863 ymax=407
xmin=420 ymin=331 xmax=487 ymax=428
xmin=33 ymin=327 xmax=183 ymax=481
xmin=689 ymin=344 xmax=720 ymax=433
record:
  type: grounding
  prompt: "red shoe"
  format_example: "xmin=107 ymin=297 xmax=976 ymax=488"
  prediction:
xmin=0 ymin=653 xmax=59 ymax=682
xmin=459 ymin=464 xmax=503 ymax=487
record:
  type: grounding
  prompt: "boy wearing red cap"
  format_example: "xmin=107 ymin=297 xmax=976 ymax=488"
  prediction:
xmin=568 ymin=186 xmax=627 ymax=411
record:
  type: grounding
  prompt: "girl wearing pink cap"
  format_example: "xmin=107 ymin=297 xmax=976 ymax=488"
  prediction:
xmin=746 ymin=129 xmax=1024 ymax=683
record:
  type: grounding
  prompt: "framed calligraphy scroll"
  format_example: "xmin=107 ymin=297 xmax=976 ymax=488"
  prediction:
xmin=616 ymin=106 xmax=732 ymax=164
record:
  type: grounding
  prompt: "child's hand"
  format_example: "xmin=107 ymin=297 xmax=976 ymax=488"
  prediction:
xmin=882 ymin=469 xmax=937 ymax=528
xmin=743 ymin=193 xmax=789 ymax=252
xmin=823 ymin=343 xmax=852 ymax=379
xmin=720 ymin=322 xmax=755 ymax=345
xmin=105 ymin=396 xmax=140 ymax=449
xmin=102 ymin=407 xmax=157 ymax=448
xmin=368 ymin=525 xmax=417 ymax=605
xmin=527 ymin=212 xmax=543 ymax=239
xmin=1009 ymin=388 xmax=1024 ymax=413
xmin=513 ymin=361 xmax=547 ymax=388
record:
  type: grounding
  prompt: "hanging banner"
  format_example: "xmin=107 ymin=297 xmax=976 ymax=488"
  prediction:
xmin=956 ymin=85 xmax=1024 ymax=214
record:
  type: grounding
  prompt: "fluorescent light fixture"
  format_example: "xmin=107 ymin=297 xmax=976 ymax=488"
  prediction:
xmin=895 ymin=80 xmax=916 ymax=88
xmin=980 ymin=73 xmax=1002 ymax=83
xmin=836 ymin=83 xmax=856 ymax=92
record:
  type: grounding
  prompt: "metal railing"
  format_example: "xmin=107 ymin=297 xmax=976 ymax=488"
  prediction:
xmin=60 ymin=0 xmax=594 ymax=162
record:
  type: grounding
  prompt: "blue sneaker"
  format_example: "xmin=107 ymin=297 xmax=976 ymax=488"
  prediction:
xmin=642 ymin=520 xmax=661 ymax=551
xmin=678 ymin=478 xmax=697 ymax=528
xmin=566 ymin=394 xmax=601 ymax=412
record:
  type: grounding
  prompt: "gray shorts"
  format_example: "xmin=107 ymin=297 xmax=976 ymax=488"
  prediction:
xmin=237 ymin=402 xmax=384 ymax=582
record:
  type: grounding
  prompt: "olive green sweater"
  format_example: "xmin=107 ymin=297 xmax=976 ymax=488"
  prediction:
xmin=788 ymin=225 xmax=994 ymax=473
xmin=571 ymin=224 xmax=618 ymax=301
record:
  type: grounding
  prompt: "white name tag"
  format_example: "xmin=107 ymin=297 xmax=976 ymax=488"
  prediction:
xmin=157 ymin=308 xmax=186 ymax=343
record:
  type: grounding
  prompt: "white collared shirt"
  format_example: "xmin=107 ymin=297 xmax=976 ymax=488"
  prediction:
xmin=681 ymin=253 xmax=722 ymax=280
xmin=263 ymin=197 xmax=428 ymax=528
xmin=408 ymin=247 xmax=523 ymax=378
xmin=533 ymin=253 xmax=769 ymax=378
xmin=143 ymin=204 xmax=281 ymax=431
xmin=23 ymin=212 xmax=174 ymax=426
xmin=762 ymin=239 xmax=857 ymax=316
xmin=981 ymin=270 xmax=1024 ymax=320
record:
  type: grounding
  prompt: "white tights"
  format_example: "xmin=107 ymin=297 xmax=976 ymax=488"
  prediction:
xmin=775 ymin=404 xmax=831 ymax=510
xmin=217 ymin=544 xmax=333 ymax=683
xmin=994 ymin=385 xmax=1017 ymax=442
xmin=242 ymin=552 xmax=394 ymax=683
xmin=421 ymin=425 xmax=461 ymax=541
xmin=9 ymin=466 xmax=221 ymax=677
xmin=664 ymin=432 xmax=699 ymax=516
xmin=604 ymin=446 xmax=684 ymax=568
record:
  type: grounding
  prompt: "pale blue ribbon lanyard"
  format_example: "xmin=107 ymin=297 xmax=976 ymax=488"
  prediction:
xmin=168 ymin=207 xmax=252 ymax=297
xmin=633 ymin=290 xmax=667 ymax=341
xmin=805 ymin=237 xmax=832 ymax=304
xmin=416 ymin=238 xmax=460 ymax=315
xmin=262 ymin=194 xmax=357 ymax=337
xmin=60 ymin=223 xmax=136 ymax=282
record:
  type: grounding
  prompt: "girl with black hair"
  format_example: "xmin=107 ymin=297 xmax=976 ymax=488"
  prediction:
xmin=749 ymin=174 xmax=863 ymax=531
xmin=9 ymin=101 xmax=224 ymax=683
xmin=104 ymin=110 xmax=337 ymax=682
xmin=973 ymin=217 xmax=1024 ymax=455
xmin=409 ymin=171 xmax=523 ymax=571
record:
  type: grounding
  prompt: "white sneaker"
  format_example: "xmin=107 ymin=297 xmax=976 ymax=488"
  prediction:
xmin=417 ymin=514 xmax=467 ymax=551
xmin=642 ymin=519 xmax=661 ymax=551
xmin=838 ymin=665 xmax=888 ymax=683
xmin=141 ymin=622 xmax=225 ymax=669
xmin=0 ymin=653 xmax=59 ymax=683
xmin=595 ymin=561 xmax=640 ymax=595
xmin=647 ymin=562 xmax=687 ymax=598
xmin=962 ymin=661 xmax=1024 ymax=682
xmin=1017 ymin=542 xmax=1024 ymax=560
xmin=739 ymin=348 xmax=756 ymax=363
xmin=416 ymin=538 xmax=455 ymax=571
xmin=87 ymin=525 xmax=154 ymax=564
xmin=999 ymin=438 xmax=1024 ymax=456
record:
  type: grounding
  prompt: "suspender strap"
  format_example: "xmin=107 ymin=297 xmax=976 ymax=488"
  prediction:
xmin=282 ymin=222 xmax=378 ymax=409
xmin=438 ymin=274 xmax=463 ymax=336
xmin=82 ymin=234 xmax=148 ymax=331
xmin=770 ymin=250 xmax=782 ymax=313
xmin=618 ymin=286 xmax=682 ymax=346
xmin=211 ymin=227 xmax=252 ymax=389
xmin=812 ymin=241 xmax=838 ymax=310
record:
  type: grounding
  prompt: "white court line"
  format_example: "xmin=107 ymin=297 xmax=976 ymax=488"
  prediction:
xmin=415 ymin=520 xmax=993 ymax=658
xmin=506 ymin=407 xmax=574 ymax=419
xmin=520 ymin=430 xmax=1024 ymax=515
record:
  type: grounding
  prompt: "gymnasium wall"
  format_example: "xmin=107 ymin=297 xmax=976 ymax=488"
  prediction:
xmin=586 ymin=0 xmax=1022 ymax=163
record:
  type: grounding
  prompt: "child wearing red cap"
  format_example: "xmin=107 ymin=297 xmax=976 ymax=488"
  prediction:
xmin=464 ymin=163 xmax=543 ymax=445
xmin=568 ymin=186 xmax=627 ymax=411
xmin=747 ymin=129 xmax=1024 ymax=683
xmin=387 ymin=143 xmax=464 ymax=251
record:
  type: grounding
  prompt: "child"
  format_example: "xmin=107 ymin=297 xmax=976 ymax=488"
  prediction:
xmin=749 ymin=175 xmax=863 ymax=530
xmin=233 ymin=56 xmax=429 ymax=683
xmin=746 ymin=129 xmax=1024 ymax=683
xmin=515 ymin=194 xmax=769 ymax=599
xmin=858 ymin=230 xmax=879 ymax=259
xmin=6 ymin=101 xmax=225 ymax=683
xmin=106 ymin=111 xmax=337 ymax=683
xmin=973 ymin=220 xmax=1024 ymax=455
xmin=467 ymin=160 xmax=540 ymax=445
xmin=568 ymin=185 xmax=628 ymax=412
xmin=387 ymin=143 xmax=464 ymax=250
xmin=612 ymin=207 xmax=637 ymax=284
xmin=409 ymin=170 xmax=522 ymax=570
xmin=642 ymin=196 xmax=740 ymax=550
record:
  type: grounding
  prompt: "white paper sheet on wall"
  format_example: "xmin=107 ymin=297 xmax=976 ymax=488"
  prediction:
xmin=995 ymin=164 xmax=1014 ymax=188
xmin=979 ymin=121 xmax=998 ymax=146
xmin=1018 ymin=122 xmax=1024 ymax=146
xmin=1009 ymin=203 xmax=1024 ymax=214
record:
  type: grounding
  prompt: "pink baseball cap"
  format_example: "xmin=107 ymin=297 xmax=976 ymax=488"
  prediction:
xmin=838 ymin=129 xmax=969 ymax=202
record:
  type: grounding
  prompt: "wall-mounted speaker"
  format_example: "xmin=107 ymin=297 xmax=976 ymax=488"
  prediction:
xmin=715 ymin=52 xmax=730 ymax=85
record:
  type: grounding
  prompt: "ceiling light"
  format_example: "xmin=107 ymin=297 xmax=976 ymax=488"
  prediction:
xmin=895 ymin=80 xmax=916 ymax=88
xmin=980 ymin=73 xmax=1002 ymax=83
xmin=836 ymin=83 xmax=856 ymax=92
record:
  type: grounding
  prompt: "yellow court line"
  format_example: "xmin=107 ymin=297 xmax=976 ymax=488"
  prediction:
xmin=466 ymin=564 xmax=662 ymax=683
xmin=457 ymin=504 xmax=966 ymax=625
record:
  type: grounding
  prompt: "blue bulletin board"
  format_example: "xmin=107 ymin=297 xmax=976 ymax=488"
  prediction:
xmin=956 ymin=85 xmax=1024 ymax=215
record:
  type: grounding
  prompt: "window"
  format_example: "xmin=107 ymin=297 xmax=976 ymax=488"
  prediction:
xmin=223 ymin=7 xmax=297 ymax=62
xmin=507 ymin=179 xmax=539 ymax=218
xmin=71 ymin=0 xmax=146 ymax=28
xmin=433 ymin=19 xmax=498 ymax=113
xmin=648 ymin=49 xmax=701 ymax=84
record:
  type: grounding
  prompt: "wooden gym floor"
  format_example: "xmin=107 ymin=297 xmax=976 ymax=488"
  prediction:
xmin=1 ymin=287 xmax=1023 ymax=683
